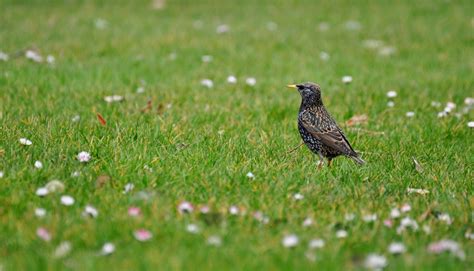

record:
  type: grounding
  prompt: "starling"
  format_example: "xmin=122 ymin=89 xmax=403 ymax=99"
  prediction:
xmin=287 ymin=82 xmax=365 ymax=168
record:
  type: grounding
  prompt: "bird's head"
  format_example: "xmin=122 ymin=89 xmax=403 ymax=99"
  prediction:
xmin=287 ymin=82 xmax=322 ymax=106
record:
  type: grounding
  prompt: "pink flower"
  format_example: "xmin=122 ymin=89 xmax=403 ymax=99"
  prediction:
xmin=128 ymin=207 xmax=141 ymax=217
xmin=178 ymin=201 xmax=194 ymax=214
xmin=199 ymin=205 xmax=210 ymax=214
xmin=133 ymin=229 xmax=152 ymax=242
xmin=383 ymin=219 xmax=393 ymax=228
xmin=401 ymin=203 xmax=411 ymax=213
xmin=36 ymin=227 xmax=51 ymax=241
xmin=428 ymin=240 xmax=465 ymax=260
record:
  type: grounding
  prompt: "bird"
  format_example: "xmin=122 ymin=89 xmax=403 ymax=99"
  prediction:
xmin=287 ymin=82 xmax=365 ymax=168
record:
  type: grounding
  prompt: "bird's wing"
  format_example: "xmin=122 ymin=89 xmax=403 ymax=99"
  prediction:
xmin=299 ymin=111 xmax=357 ymax=156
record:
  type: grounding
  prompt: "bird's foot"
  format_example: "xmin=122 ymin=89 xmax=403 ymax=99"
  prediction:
xmin=316 ymin=160 xmax=324 ymax=170
xmin=327 ymin=159 xmax=332 ymax=168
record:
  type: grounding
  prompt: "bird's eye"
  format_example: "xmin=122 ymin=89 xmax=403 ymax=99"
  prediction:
xmin=297 ymin=85 xmax=305 ymax=90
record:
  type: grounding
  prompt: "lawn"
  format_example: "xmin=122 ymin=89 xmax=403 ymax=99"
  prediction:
xmin=0 ymin=0 xmax=473 ymax=270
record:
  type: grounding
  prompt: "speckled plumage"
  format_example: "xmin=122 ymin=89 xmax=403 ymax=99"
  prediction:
xmin=289 ymin=82 xmax=365 ymax=167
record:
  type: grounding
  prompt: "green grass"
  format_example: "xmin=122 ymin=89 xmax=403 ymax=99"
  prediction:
xmin=0 ymin=0 xmax=473 ymax=270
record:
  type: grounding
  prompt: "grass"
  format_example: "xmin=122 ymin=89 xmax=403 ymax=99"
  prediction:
xmin=0 ymin=0 xmax=473 ymax=270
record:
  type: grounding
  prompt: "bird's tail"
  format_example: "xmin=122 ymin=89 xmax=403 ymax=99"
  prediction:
xmin=351 ymin=155 xmax=365 ymax=165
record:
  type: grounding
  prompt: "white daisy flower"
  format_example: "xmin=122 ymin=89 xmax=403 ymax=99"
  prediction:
xmin=302 ymin=217 xmax=313 ymax=227
xmin=245 ymin=77 xmax=256 ymax=86
xmin=136 ymin=87 xmax=145 ymax=94
xmin=336 ymin=230 xmax=348 ymax=238
xmin=378 ymin=46 xmax=396 ymax=56
xmin=388 ymin=242 xmax=406 ymax=254
xmin=253 ymin=211 xmax=270 ymax=224
xmin=77 ymin=151 xmax=91 ymax=163
xmin=35 ymin=208 xmax=46 ymax=217
xmin=431 ymin=101 xmax=441 ymax=107
xmin=228 ymin=205 xmax=239 ymax=215
xmin=143 ymin=164 xmax=153 ymax=172
xmin=446 ymin=102 xmax=456 ymax=110
xmin=293 ymin=193 xmax=304 ymax=201
xmin=83 ymin=205 xmax=98 ymax=218
xmin=407 ymin=188 xmax=429 ymax=195
xmin=363 ymin=214 xmax=377 ymax=222
xmin=387 ymin=101 xmax=395 ymax=107
xmin=36 ymin=187 xmax=49 ymax=197
xmin=186 ymin=224 xmax=200 ymax=234
xmin=467 ymin=121 xmax=474 ymax=128
xmin=363 ymin=39 xmax=383 ymax=49
xmin=386 ymin=90 xmax=397 ymax=98
xmin=0 ymin=51 xmax=9 ymax=61
xmin=45 ymin=180 xmax=65 ymax=193
xmin=308 ymin=239 xmax=325 ymax=249
xmin=397 ymin=217 xmax=418 ymax=234
xmin=207 ymin=235 xmax=222 ymax=246
xmin=216 ymin=24 xmax=229 ymax=34
xmin=123 ymin=183 xmax=134 ymax=193
xmin=282 ymin=234 xmax=299 ymax=248
xmin=227 ymin=75 xmax=237 ymax=84
xmin=25 ymin=50 xmax=42 ymax=62
xmin=437 ymin=213 xmax=452 ymax=225
xmin=0 ymin=171 xmax=3 ymax=178
xmin=437 ymin=111 xmax=448 ymax=118
xmin=19 ymin=138 xmax=32 ymax=146
xmin=364 ymin=254 xmax=387 ymax=270
xmin=319 ymin=51 xmax=330 ymax=61
xmin=200 ymin=79 xmax=213 ymax=88
xmin=104 ymin=95 xmax=124 ymax=103
xmin=53 ymin=241 xmax=72 ymax=258
xmin=341 ymin=76 xmax=352 ymax=84
xmin=390 ymin=208 xmax=401 ymax=218
xmin=246 ymin=172 xmax=255 ymax=179
xmin=60 ymin=195 xmax=75 ymax=206
xmin=406 ymin=112 xmax=415 ymax=118
xmin=345 ymin=213 xmax=356 ymax=221
xmin=423 ymin=224 xmax=431 ymax=234
xmin=46 ymin=55 xmax=55 ymax=64
xmin=100 ymin=242 xmax=115 ymax=255
xmin=34 ymin=160 xmax=43 ymax=169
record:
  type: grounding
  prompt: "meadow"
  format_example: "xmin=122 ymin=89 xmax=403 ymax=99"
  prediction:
xmin=0 ymin=0 xmax=473 ymax=270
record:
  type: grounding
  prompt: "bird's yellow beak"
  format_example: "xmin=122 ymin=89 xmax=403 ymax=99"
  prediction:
xmin=287 ymin=84 xmax=297 ymax=89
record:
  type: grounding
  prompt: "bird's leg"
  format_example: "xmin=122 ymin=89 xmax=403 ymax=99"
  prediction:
xmin=317 ymin=153 xmax=324 ymax=170
xmin=327 ymin=159 xmax=333 ymax=168
xmin=286 ymin=142 xmax=304 ymax=155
